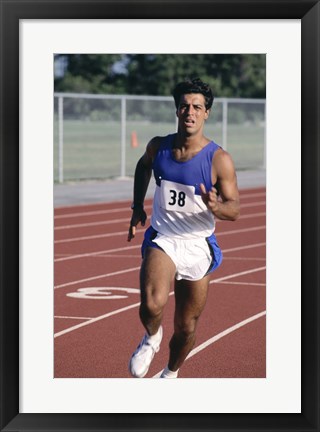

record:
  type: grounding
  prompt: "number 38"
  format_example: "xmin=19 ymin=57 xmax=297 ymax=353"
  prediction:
xmin=169 ymin=189 xmax=186 ymax=207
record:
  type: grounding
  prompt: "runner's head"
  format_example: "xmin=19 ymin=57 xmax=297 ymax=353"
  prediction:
xmin=172 ymin=78 xmax=214 ymax=111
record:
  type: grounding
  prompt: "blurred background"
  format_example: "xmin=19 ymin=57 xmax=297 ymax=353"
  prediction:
xmin=53 ymin=54 xmax=266 ymax=205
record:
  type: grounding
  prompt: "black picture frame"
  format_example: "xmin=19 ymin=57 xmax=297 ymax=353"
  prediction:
xmin=1 ymin=1 xmax=319 ymax=431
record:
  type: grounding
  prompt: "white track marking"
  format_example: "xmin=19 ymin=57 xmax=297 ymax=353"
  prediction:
xmin=54 ymin=209 xmax=265 ymax=231
xmin=55 ymin=218 xmax=129 ymax=230
xmin=66 ymin=286 xmax=140 ymax=300
xmin=187 ymin=311 xmax=266 ymax=358
xmin=223 ymin=257 xmax=265 ymax=261
xmin=236 ymin=212 xmax=265 ymax=220
xmin=55 ymin=205 xmax=151 ymax=219
xmin=55 ymin=291 xmax=176 ymax=339
xmin=95 ymin=254 xmax=141 ymax=259
xmin=55 ymin=258 xmax=265 ymax=291
xmin=54 ymin=265 xmax=265 ymax=336
xmin=55 ymin=229 xmax=132 ymax=244
xmin=240 ymin=201 xmax=265 ymax=208
xmin=210 ymin=266 xmax=266 ymax=284
xmin=54 ymin=209 xmax=266 ymax=231
xmin=54 ymin=266 xmax=141 ymax=289
xmin=55 ymin=225 xmax=265 ymax=245
xmin=218 ymin=226 xmax=265 ymax=236
xmin=218 ymin=281 xmax=265 ymax=286
xmin=54 ymin=205 xmax=152 ymax=219
xmin=53 ymin=191 xmax=266 ymax=220
xmin=223 ymin=242 xmax=265 ymax=253
xmin=152 ymin=311 xmax=266 ymax=377
xmin=55 ymin=245 xmax=140 ymax=262
xmin=55 ymin=315 xmax=93 ymax=320
xmin=54 ymin=301 xmax=143 ymax=338
xmin=54 ymin=241 xmax=265 ymax=263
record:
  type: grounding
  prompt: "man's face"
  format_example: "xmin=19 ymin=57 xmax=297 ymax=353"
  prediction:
xmin=176 ymin=93 xmax=210 ymax=135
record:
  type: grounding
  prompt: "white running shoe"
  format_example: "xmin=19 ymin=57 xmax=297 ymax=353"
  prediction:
xmin=129 ymin=326 xmax=163 ymax=378
xmin=159 ymin=366 xmax=178 ymax=378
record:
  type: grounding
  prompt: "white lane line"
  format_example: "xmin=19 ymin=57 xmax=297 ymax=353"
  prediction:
xmin=237 ymin=212 xmax=265 ymax=220
xmin=54 ymin=225 xmax=265 ymax=245
xmin=223 ymin=242 xmax=265 ymax=253
xmin=54 ymin=241 xmax=265 ymax=264
xmin=54 ymin=206 xmax=151 ymax=219
xmin=55 ymin=291 xmax=177 ymax=338
xmin=55 ymin=218 xmax=129 ymax=230
xmin=55 ymin=315 xmax=93 ymax=320
xmin=240 ymin=201 xmax=265 ymax=208
xmin=55 ymin=262 xmax=265 ymax=291
xmin=93 ymin=254 xmax=140 ymax=259
xmin=152 ymin=311 xmax=266 ymax=377
xmin=210 ymin=266 xmax=266 ymax=284
xmin=54 ymin=266 xmax=141 ymax=289
xmin=54 ymin=265 xmax=265 ymax=336
xmin=230 ymin=212 xmax=266 ymax=219
xmin=53 ymin=191 xmax=266 ymax=220
xmin=223 ymin=257 xmax=265 ymax=262
xmin=54 ymin=209 xmax=266 ymax=232
xmin=55 ymin=245 xmax=140 ymax=263
xmin=218 ymin=281 xmax=265 ymax=286
xmin=218 ymin=226 xmax=265 ymax=236
xmin=55 ymin=229 xmax=132 ymax=244
xmin=54 ymin=301 xmax=143 ymax=338
xmin=54 ymin=207 xmax=265 ymax=230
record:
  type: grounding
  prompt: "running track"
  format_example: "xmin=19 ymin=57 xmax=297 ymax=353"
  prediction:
xmin=54 ymin=187 xmax=266 ymax=378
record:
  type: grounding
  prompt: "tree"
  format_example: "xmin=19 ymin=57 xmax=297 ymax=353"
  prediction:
xmin=54 ymin=54 xmax=266 ymax=98
xmin=54 ymin=54 xmax=124 ymax=93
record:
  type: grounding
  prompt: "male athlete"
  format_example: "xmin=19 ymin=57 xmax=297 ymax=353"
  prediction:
xmin=127 ymin=78 xmax=240 ymax=378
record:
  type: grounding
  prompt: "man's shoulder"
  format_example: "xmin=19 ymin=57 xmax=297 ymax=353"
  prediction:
xmin=212 ymin=147 xmax=236 ymax=175
xmin=150 ymin=133 xmax=174 ymax=145
xmin=148 ymin=134 xmax=175 ymax=151
xmin=212 ymin=146 xmax=230 ymax=160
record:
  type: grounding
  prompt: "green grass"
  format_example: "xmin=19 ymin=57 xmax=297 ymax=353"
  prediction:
xmin=205 ymin=123 xmax=265 ymax=169
xmin=54 ymin=120 xmax=265 ymax=182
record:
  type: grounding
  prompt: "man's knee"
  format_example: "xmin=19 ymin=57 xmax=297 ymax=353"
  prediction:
xmin=173 ymin=319 xmax=197 ymax=343
xmin=140 ymin=288 xmax=168 ymax=318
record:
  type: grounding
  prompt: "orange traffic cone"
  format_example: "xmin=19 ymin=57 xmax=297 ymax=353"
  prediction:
xmin=131 ymin=131 xmax=139 ymax=148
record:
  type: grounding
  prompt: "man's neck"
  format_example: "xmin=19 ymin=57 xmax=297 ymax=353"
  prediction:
xmin=175 ymin=130 xmax=207 ymax=149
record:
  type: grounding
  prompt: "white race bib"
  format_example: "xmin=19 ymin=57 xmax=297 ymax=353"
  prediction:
xmin=160 ymin=180 xmax=195 ymax=213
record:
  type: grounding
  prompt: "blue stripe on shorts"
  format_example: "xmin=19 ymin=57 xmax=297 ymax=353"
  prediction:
xmin=141 ymin=226 xmax=163 ymax=258
xmin=141 ymin=226 xmax=223 ymax=275
xmin=205 ymin=232 xmax=223 ymax=275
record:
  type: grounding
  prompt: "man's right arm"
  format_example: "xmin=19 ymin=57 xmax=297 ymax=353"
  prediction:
xmin=127 ymin=137 xmax=160 ymax=242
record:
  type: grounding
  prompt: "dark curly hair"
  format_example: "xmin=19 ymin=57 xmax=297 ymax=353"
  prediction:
xmin=172 ymin=78 xmax=214 ymax=111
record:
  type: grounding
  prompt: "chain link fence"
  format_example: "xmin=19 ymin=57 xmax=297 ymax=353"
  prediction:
xmin=54 ymin=93 xmax=266 ymax=183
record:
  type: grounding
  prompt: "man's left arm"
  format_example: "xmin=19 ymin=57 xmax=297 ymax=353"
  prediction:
xmin=200 ymin=150 xmax=240 ymax=221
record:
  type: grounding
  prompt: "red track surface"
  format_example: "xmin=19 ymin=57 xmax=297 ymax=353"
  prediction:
xmin=54 ymin=187 xmax=266 ymax=378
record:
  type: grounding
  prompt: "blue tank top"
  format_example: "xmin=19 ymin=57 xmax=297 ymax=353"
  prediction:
xmin=151 ymin=134 xmax=221 ymax=238
xmin=153 ymin=133 xmax=220 ymax=193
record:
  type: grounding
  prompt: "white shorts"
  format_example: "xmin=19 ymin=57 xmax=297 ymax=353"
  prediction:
xmin=141 ymin=226 xmax=223 ymax=281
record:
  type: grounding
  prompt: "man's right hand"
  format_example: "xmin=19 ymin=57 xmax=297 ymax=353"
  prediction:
xmin=127 ymin=208 xmax=147 ymax=241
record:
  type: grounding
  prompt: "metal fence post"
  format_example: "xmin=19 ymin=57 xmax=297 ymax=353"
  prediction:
xmin=58 ymin=96 xmax=64 ymax=183
xmin=53 ymin=93 xmax=266 ymax=180
xmin=222 ymin=98 xmax=228 ymax=151
xmin=120 ymin=96 xmax=126 ymax=178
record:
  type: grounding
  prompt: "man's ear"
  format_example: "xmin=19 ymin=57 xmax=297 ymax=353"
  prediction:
xmin=204 ymin=109 xmax=210 ymax=120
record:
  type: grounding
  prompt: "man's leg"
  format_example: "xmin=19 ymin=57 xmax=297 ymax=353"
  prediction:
xmin=167 ymin=275 xmax=210 ymax=373
xmin=129 ymin=247 xmax=176 ymax=378
xmin=139 ymin=247 xmax=176 ymax=335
